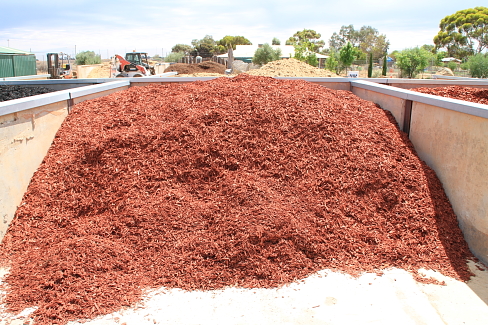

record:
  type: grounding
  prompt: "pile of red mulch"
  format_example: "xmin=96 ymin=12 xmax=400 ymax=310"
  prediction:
xmin=411 ymin=85 xmax=488 ymax=105
xmin=0 ymin=75 xmax=474 ymax=324
xmin=163 ymin=61 xmax=226 ymax=74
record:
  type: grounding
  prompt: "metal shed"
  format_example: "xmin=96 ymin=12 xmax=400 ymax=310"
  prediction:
xmin=0 ymin=46 xmax=37 ymax=78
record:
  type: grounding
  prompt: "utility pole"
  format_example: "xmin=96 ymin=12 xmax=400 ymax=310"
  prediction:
xmin=7 ymin=39 xmax=9 ymax=47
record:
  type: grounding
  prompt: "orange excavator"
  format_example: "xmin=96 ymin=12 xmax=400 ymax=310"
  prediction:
xmin=110 ymin=51 xmax=156 ymax=78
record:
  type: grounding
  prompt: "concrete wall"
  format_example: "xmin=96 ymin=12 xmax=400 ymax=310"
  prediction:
xmin=0 ymin=100 xmax=68 ymax=238
xmin=0 ymin=81 xmax=129 ymax=240
xmin=351 ymin=80 xmax=488 ymax=265
xmin=409 ymin=102 xmax=488 ymax=266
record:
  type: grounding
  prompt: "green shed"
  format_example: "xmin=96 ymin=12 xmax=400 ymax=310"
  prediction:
xmin=0 ymin=47 xmax=37 ymax=78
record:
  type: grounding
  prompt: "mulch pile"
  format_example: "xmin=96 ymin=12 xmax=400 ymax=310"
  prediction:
xmin=163 ymin=61 xmax=226 ymax=75
xmin=0 ymin=75 xmax=474 ymax=324
xmin=0 ymin=85 xmax=55 ymax=102
xmin=411 ymin=85 xmax=488 ymax=105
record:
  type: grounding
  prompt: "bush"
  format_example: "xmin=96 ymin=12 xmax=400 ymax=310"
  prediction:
xmin=396 ymin=47 xmax=431 ymax=78
xmin=75 ymin=51 xmax=101 ymax=65
xmin=252 ymin=43 xmax=282 ymax=65
xmin=165 ymin=52 xmax=185 ymax=63
xmin=447 ymin=61 xmax=457 ymax=72
xmin=467 ymin=54 xmax=488 ymax=78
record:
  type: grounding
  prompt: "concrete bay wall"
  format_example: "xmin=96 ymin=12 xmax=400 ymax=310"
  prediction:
xmin=351 ymin=79 xmax=488 ymax=265
xmin=0 ymin=80 xmax=129 ymax=239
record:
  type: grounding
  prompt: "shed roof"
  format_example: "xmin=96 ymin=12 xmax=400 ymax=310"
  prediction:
xmin=0 ymin=46 xmax=34 ymax=55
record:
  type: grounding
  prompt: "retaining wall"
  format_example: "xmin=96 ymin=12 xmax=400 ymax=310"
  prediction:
xmin=0 ymin=80 xmax=129 ymax=238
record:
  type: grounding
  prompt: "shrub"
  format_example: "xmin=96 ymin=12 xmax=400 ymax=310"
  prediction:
xmin=75 ymin=51 xmax=101 ymax=65
xmin=467 ymin=54 xmax=488 ymax=78
xmin=368 ymin=53 xmax=373 ymax=78
xmin=396 ymin=47 xmax=431 ymax=78
xmin=252 ymin=43 xmax=282 ymax=65
xmin=165 ymin=52 xmax=185 ymax=63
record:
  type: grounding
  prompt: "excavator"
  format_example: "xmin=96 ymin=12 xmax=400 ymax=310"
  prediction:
xmin=110 ymin=51 xmax=156 ymax=78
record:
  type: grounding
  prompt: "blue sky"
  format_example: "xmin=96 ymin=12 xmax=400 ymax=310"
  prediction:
xmin=1 ymin=0 xmax=484 ymax=60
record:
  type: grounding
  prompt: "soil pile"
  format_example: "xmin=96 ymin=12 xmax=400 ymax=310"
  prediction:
xmin=86 ymin=62 xmax=111 ymax=78
xmin=247 ymin=58 xmax=339 ymax=77
xmin=0 ymin=75 xmax=473 ymax=324
xmin=174 ymin=73 xmax=228 ymax=77
xmin=412 ymin=85 xmax=488 ymax=105
xmin=0 ymin=85 xmax=55 ymax=102
xmin=164 ymin=61 xmax=226 ymax=75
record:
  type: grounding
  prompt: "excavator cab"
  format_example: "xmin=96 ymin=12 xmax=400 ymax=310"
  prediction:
xmin=125 ymin=52 xmax=149 ymax=67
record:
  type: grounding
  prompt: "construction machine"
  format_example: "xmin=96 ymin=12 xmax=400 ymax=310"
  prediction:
xmin=47 ymin=52 xmax=75 ymax=79
xmin=110 ymin=52 xmax=156 ymax=78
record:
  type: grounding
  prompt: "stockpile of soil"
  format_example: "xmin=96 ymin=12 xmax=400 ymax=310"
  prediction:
xmin=0 ymin=85 xmax=55 ymax=102
xmin=174 ymin=73 xmax=228 ymax=77
xmin=164 ymin=61 xmax=226 ymax=75
xmin=247 ymin=58 xmax=339 ymax=77
xmin=412 ymin=85 xmax=488 ymax=105
xmin=0 ymin=75 xmax=473 ymax=324
xmin=86 ymin=62 xmax=111 ymax=78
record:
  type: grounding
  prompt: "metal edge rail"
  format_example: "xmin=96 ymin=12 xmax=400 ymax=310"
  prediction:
xmin=350 ymin=79 xmax=488 ymax=119
xmin=0 ymin=80 xmax=129 ymax=117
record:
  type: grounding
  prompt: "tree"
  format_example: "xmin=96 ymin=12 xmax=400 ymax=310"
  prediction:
xmin=329 ymin=25 xmax=389 ymax=59
xmin=152 ymin=54 xmax=163 ymax=62
xmin=272 ymin=37 xmax=281 ymax=45
xmin=396 ymin=47 xmax=432 ymax=78
xmin=164 ymin=52 xmax=185 ymax=63
xmin=382 ymin=55 xmax=387 ymax=76
xmin=286 ymin=29 xmax=325 ymax=52
xmin=368 ymin=53 xmax=373 ymax=78
xmin=217 ymin=36 xmax=252 ymax=50
xmin=293 ymin=41 xmax=318 ymax=67
xmin=171 ymin=44 xmax=192 ymax=54
xmin=326 ymin=48 xmax=339 ymax=73
xmin=252 ymin=43 xmax=282 ymax=65
xmin=467 ymin=53 xmax=488 ymax=78
xmin=191 ymin=35 xmax=218 ymax=57
xmin=339 ymin=42 xmax=356 ymax=74
xmin=434 ymin=7 xmax=488 ymax=58
xmin=75 ymin=51 xmax=101 ymax=65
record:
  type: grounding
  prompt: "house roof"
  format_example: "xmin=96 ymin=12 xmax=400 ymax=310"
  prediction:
xmin=218 ymin=45 xmax=328 ymax=59
xmin=441 ymin=57 xmax=461 ymax=63
xmin=0 ymin=46 xmax=34 ymax=55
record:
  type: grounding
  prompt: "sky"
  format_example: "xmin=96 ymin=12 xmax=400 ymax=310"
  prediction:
xmin=1 ymin=0 xmax=484 ymax=60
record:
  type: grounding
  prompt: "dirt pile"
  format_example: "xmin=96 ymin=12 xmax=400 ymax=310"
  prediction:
xmin=247 ymin=58 xmax=338 ymax=77
xmin=164 ymin=61 xmax=226 ymax=75
xmin=173 ymin=73 xmax=228 ymax=77
xmin=86 ymin=62 xmax=111 ymax=78
xmin=412 ymin=85 xmax=488 ymax=105
xmin=0 ymin=75 xmax=473 ymax=324
xmin=0 ymin=85 xmax=55 ymax=102
xmin=435 ymin=67 xmax=454 ymax=76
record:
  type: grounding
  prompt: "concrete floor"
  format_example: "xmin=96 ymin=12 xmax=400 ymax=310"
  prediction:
xmin=1 ymin=261 xmax=488 ymax=325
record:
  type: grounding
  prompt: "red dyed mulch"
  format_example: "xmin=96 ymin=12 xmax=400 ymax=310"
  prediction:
xmin=411 ymin=85 xmax=488 ymax=105
xmin=0 ymin=75 xmax=474 ymax=324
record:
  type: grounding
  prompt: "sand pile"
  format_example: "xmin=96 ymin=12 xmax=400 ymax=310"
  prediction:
xmin=247 ymin=58 xmax=338 ymax=77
